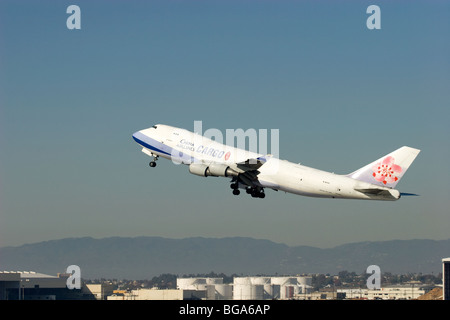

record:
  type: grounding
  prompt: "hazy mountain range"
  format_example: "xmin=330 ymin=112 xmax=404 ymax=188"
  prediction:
xmin=0 ymin=237 xmax=448 ymax=279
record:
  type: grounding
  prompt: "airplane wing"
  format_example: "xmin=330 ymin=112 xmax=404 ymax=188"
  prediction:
xmin=229 ymin=156 xmax=268 ymax=187
xmin=235 ymin=157 xmax=267 ymax=171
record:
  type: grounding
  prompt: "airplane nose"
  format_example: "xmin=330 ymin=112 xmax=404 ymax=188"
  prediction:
xmin=132 ymin=131 xmax=141 ymax=142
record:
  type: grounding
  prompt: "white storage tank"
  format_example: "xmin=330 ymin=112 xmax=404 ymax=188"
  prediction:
xmin=205 ymin=284 xmax=216 ymax=300
xmin=233 ymin=277 xmax=251 ymax=285
xmin=248 ymin=277 xmax=277 ymax=299
xmin=249 ymin=277 xmax=271 ymax=285
xmin=271 ymin=277 xmax=298 ymax=300
xmin=233 ymin=284 xmax=264 ymax=300
xmin=265 ymin=284 xmax=281 ymax=300
xmin=206 ymin=278 xmax=223 ymax=285
xmin=271 ymin=277 xmax=297 ymax=286
xmin=284 ymin=285 xmax=296 ymax=299
xmin=297 ymin=276 xmax=312 ymax=287
xmin=297 ymin=276 xmax=313 ymax=294
xmin=177 ymin=278 xmax=207 ymax=290
xmin=215 ymin=284 xmax=233 ymax=300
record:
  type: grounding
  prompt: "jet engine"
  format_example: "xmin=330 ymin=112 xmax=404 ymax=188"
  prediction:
xmin=189 ymin=163 xmax=238 ymax=178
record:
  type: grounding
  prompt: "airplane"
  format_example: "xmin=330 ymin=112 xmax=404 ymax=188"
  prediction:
xmin=132 ymin=124 xmax=420 ymax=200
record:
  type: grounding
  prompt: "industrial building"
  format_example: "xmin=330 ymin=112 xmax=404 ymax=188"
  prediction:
xmin=108 ymin=277 xmax=221 ymax=300
xmin=176 ymin=276 xmax=312 ymax=300
xmin=108 ymin=288 xmax=198 ymax=300
xmin=105 ymin=275 xmax=439 ymax=300
xmin=443 ymin=258 xmax=450 ymax=300
xmin=232 ymin=276 xmax=312 ymax=300
xmin=2 ymin=268 xmax=445 ymax=300
xmin=108 ymin=276 xmax=313 ymax=300
xmin=337 ymin=286 xmax=426 ymax=300
xmin=0 ymin=271 xmax=74 ymax=300
xmin=0 ymin=272 xmax=20 ymax=300
xmin=0 ymin=271 xmax=113 ymax=300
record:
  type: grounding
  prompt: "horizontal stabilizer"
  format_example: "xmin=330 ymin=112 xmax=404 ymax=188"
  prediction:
xmin=355 ymin=188 xmax=400 ymax=199
xmin=355 ymin=188 xmax=387 ymax=195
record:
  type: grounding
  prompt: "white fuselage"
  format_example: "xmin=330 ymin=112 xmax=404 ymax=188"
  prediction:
xmin=133 ymin=124 xmax=402 ymax=201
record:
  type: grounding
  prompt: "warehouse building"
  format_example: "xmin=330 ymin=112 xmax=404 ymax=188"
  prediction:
xmin=1 ymin=271 xmax=76 ymax=300
xmin=107 ymin=288 xmax=207 ymax=300
xmin=443 ymin=258 xmax=450 ymax=300
xmin=0 ymin=272 xmax=20 ymax=300
xmin=0 ymin=271 xmax=112 ymax=300
xmin=337 ymin=286 xmax=425 ymax=300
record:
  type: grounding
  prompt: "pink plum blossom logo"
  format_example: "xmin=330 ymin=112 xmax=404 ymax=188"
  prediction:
xmin=372 ymin=156 xmax=402 ymax=185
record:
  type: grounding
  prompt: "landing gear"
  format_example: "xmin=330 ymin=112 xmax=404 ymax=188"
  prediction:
xmin=246 ymin=186 xmax=265 ymax=198
xmin=230 ymin=183 xmax=238 ymax=190
xmin=251 ymin=189 xmax=265 ymax=198
xmin=257 ymin=191 xmax=265 ymax=199
xmin=231 ymin=182 xmax=240 ymax=195
xmin=230 ymin=181 xmax=265 ymax=198
xmin=149 ymin=155 xmax=159 ymax=167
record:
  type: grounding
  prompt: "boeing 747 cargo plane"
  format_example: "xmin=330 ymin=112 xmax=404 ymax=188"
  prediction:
xmin=132 ymin=124 xmax=420 ymax=200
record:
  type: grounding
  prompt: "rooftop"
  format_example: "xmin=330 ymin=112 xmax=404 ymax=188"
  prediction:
xmin=0 ymin=271 xmax=57 ymax=278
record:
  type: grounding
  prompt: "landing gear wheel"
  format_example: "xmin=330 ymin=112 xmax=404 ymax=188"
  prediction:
xmin=148 ymin=154 xmax=159 ymax=168
xmin=232 ymin=189 xmax=240 ymax=196
xmin=230 ymin=183 xmax=238 ymax=190
xmin=249 ymin=187 xmax=265 ymax=198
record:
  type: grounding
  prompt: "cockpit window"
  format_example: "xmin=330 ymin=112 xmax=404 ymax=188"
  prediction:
xmin=152 ymin=125 xmax=158 ymax=129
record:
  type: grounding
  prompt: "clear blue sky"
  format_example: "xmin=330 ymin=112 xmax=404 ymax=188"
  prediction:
xmin=0 ymin=0 xmax=449 ymax=248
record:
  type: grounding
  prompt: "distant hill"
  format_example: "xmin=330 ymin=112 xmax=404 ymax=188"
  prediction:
xmin=0 ymin=237 xmax=448 ymax=279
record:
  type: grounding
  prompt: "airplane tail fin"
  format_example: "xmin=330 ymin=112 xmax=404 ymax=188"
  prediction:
xmin=346 ymin=146 xmax=420 ymax=188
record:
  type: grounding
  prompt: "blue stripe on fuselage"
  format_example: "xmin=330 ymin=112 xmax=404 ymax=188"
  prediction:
xmin=132 ymin=131 xmax=172 ymax=156
xmin=132 ymin=131 xmax=201 ymax=164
